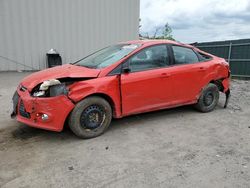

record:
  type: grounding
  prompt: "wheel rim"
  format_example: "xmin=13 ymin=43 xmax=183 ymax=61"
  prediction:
xmin=203 ymin=91 xmax=214 ymax=106
xmin=80 ymin=105 xmax=105 ymax=130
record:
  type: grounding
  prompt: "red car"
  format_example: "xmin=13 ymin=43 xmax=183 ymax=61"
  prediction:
xmin=11 ymin=40 xmax=230 ymax=138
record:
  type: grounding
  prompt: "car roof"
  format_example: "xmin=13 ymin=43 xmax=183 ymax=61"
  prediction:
xmin=118 ymin=39 xmax=215 ymax=59
xmin=120 ymin=39 xmax=194 ymax=48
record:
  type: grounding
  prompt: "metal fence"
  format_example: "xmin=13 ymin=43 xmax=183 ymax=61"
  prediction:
xmin=194 ymin=39 xmax=250 ymax=77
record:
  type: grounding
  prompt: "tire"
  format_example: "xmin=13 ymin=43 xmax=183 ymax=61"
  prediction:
xmin=69 ymin=96 xmax=112 ymax=139
xmin=194 ymin=83 xmax=219 ymax=113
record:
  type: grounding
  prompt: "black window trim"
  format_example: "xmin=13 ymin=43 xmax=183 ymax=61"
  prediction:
xmin=194 ymin=50 xmax=213 ymax=62
xmin=108 ymin=44 xmax=215 ymax=76
xmin=108 ymin=44 xmax=171 ymax=75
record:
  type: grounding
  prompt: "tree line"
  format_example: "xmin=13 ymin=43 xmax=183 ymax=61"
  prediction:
xmin=139 ymin=19 xmax=175 ymax=41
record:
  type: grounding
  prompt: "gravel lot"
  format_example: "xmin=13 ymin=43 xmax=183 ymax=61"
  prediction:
xmin=0 ymin=72 xmax=250 ymax=188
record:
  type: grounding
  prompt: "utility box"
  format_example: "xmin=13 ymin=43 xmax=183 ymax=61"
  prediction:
xmin=46 ymin=49 xmax=62 ymax=68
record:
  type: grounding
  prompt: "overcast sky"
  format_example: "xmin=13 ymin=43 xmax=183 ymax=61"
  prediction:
xmin=140 ymin=0 xmax=250 ymax=43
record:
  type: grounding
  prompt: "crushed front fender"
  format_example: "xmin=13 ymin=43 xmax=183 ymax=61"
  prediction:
xmin=15 ymin=89 xmax=75 ymax=132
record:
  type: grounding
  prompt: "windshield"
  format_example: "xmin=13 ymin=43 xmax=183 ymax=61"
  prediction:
xmin=74 ymin=44 xmax=141 ymax=68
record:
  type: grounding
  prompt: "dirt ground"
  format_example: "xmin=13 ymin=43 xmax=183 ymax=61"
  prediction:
xmin=0 ymin=72 xmax=250 ymax=188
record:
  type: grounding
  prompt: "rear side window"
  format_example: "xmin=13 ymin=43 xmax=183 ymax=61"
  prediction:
xmin=129 ymin=45 xmax=169 ymax=72
xmin=172 ymin=46 xmax=199 ymax=65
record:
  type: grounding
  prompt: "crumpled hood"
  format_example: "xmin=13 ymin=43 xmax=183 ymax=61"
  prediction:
xmin=21 ymin=64 xmax=100 ymax=91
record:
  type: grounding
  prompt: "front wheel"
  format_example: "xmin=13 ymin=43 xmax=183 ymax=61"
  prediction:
xmin=194 ymin=83 xmax=219 ymax=113
xmin=69 ymin=96 xmax=112 ymax=139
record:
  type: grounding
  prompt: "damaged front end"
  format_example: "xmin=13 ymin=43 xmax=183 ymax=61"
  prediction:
xmin=11 ymin=79 xmax=77 ymax=132
xmin=11 ymin=63 xmax=101 ymax=131
xmin=32 ymin=79 xmax=68 ymax=98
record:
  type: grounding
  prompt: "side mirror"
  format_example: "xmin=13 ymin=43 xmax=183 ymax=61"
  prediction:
xmin=122 ymin=67 xmax=131 ymax=73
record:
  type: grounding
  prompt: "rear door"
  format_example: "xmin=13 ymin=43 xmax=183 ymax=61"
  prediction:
xmin=120 ymin=44 xmax=173 ymax=115
xmin=168 ymin=45 xmax=209 ymax=103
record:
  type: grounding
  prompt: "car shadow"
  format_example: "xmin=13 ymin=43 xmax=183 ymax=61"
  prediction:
xmin=9 ymin=105 xmax=194 ymax=141
xmin=109 ymin=105 xmax=195 ymax=131
xmin=8 ymin=102 xmax=227 ymax=142
xmin=10 ymin=124 xmax=77 ymax=141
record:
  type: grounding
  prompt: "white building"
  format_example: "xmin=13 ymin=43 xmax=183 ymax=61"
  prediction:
xmin=0 ymin=0 xmax=140 ymax=71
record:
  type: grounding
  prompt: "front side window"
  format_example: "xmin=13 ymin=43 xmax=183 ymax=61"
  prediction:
xmin=172 ymin=46 xmax=199 ymax=65
xmin=129 ymin=45 xmax=169 ymax=72
xmin=74 ymin=44 xmax=140 ymax=69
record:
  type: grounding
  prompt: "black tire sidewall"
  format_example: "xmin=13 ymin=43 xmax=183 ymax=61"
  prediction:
xmin=195 ymin=83 xmax=219 ymax=112
xmin=69 ymin=96 xmax=112 ymax=139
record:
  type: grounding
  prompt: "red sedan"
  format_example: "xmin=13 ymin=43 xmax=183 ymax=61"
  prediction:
xmin=11 ymin=40 xmax=230 ymax=138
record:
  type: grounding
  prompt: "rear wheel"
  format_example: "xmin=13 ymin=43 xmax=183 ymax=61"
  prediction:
xmin=195 ymin=83 xmax=219 ymax=112
xmin=69 ymin=96 xmax=112 ymax=139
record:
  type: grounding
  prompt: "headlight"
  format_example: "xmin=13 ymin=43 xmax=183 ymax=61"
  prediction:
xmin=39 ymin=79 xmax=61 ymax=91
xmin=32 ymin=79 xmax=68 ymax=97
xmin=33 ymin=90 xmax=45 ymax=97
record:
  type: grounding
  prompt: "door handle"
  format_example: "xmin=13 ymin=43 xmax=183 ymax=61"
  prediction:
xmin=160 ymin=73 xmax=171 ymax=78
xmin=198 ymin=67 xmax=205 ymax=72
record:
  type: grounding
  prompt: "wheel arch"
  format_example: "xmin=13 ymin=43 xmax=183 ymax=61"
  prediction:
xmin=209 ymin=79 xmax=224 ymax=92
xmin=70 ymin=92 xmax=119 ymax=118
xmin=63 ymin=92 xmax=119 ymax=130
xmin=196 ymin=78 xmax=223 ymax=102
xmin=84 ymin=93 xmax=117 ymax=117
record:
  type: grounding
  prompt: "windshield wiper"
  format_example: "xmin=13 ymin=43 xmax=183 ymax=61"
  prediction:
xmin=74 ymin=64 xmax=96 ymax=69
